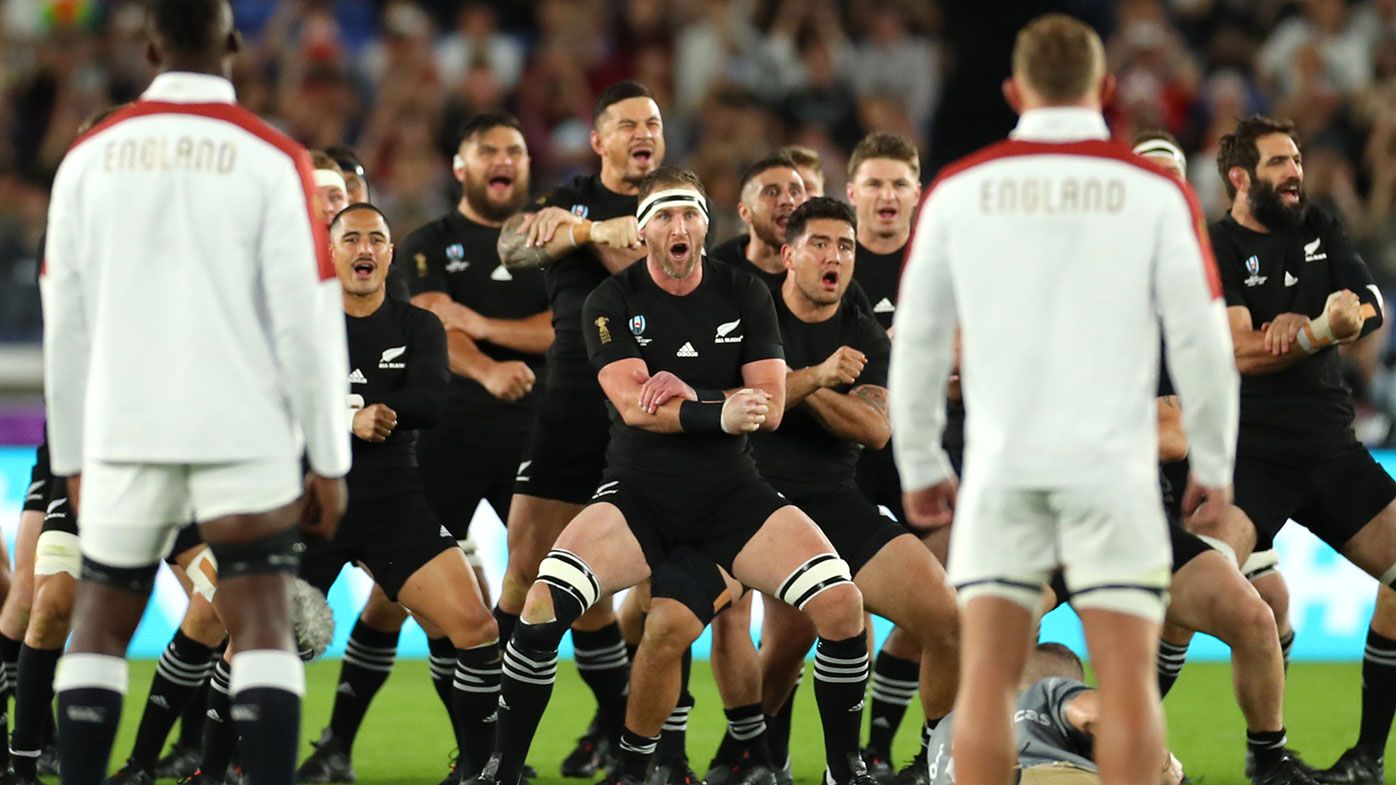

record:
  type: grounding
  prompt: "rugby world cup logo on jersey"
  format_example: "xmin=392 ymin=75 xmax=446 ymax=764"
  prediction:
xmin=1243 ymin=255 xmax=1267 ymax=287
xmin=571 ymin=204 xmax=590 ymax=219
xmin=379 ymin=346 xmax=407 ymax=369
xmin=629 ymin=315 xmax=652 ymax=346
xmin=714 ymin=318 xmax=744 ymax=344
xmin=445 ymin=243 xmax=469 ymax=273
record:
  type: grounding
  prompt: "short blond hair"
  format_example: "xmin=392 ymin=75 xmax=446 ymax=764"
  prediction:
xmin=1012 ymin=14 xmax=1105 ymax=103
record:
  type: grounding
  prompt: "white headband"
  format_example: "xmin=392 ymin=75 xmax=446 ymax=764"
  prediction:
xmin=1133 ymin=138 xmax=1186 ymax=171
xmin=314 ymin=168 xmax=348 ymax=193
xmin=636 ymin=188 xmax=708 ymax=230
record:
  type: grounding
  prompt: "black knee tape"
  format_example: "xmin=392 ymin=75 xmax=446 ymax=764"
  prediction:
xmin=80 ymin=556 xmax=159 ymax=594
xmin=208 ymin=528 xmax=303 ymax=579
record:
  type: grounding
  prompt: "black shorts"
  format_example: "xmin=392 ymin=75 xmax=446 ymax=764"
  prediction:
xmin=516 ymin=387 xmax=610 ymax=505
xmin=787 ymin=486 xmax=911 ymax=577
xmin=1234 ymin=443 xmax=1396 ymax=552
xmin=39 ymin=478 xmax=76 ymax=536
xmin=23 ymin=443 xmax=51 ymax=514
xmin=650 ymin=547 xmax=738 ymax=627
xmin=164 ymin=523 xmax=204 ymax=566
xmin=856 ymin=445 xmax=905 ymax=524
xmin=419 ymin=423 xmax=528 ymax=537
xmin=593 ymin=467 xmax=789 ymax=573
xmin=299 ymin=480 xmax=455 ymax=602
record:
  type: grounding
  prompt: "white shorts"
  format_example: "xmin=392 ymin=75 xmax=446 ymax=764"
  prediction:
xmin=81 ymin=457 xmax=302 ymax=568
xmin=948 ymin=478 xmax=1172 ymax=622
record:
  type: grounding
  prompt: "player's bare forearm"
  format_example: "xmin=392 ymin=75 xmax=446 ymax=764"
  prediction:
xmin=478 ymin=310 xmax=554 ymax=355
xmin=444 ymin=329 xmax=499 ymax=384
xmin=803 ymin=387 xmax=890 ymax=449
xmin=1232 ymin=328 xmax=1306 ymax=375
xmin=783 ymin=367 xmax=826 ymax=409
xmin=592 ymin=243 xmax=644 ymax=275
xmin=498 ymin=213 xmax=576 ymax=270
xmin=1157 ymin=395 xmax=1188 ymax=463
xmin=741 ymin=359 xmax=788 ymax=430
xmin=598 ymin=362 xmax=685 ymax=433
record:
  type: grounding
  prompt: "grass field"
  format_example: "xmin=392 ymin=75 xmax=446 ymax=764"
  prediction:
xmin=90 ymin=659 xmax=1393 ymax=785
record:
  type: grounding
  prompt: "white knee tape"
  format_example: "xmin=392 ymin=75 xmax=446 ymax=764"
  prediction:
xmin=34 ymin=531 xmax=81 ymax=578
xmin=777 ymin=554 xmax=852 ymax=610
xmin=457 ymin=537 xmax=483 ymax=569
xmin=955 ymin=579 xmax=1043 ymax=613
xmin=1242 ymin=549 xmax=1279 ymax=580
xmin=1070 ymin=586 xmax=1168 ymax=624
xmin=187 ymin=548 xmax=219 ymax=602
xmin=1196 ymin=535 xmax=1239 ymax=569
xmin=1380 ymin=563 xmax=1396 ymax=588
xmin=537 ymin=549 xmax=600 ymax=611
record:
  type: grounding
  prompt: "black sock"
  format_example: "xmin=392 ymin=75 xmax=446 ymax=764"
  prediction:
xmin=722 ymin=704 xmax=766 ymax=757
xmin=427 ymin=636 xmax=463 ymax=741
xmin=493 ymin=606 xmax=520 ymax=645
xmin=1157 ymin=640 xmax=1189 ymax=698
xmin=130 ymin=631 xmax=215 ymax=770
xmin=1247 ymin=728 xmax=1288 ymax=771
xmin=12 ymin=644 xmax=61 ymax=777
xmin=1280 ymin=630 xmax=1296 ymax=672
xmin=572 ymin=624 xmax=630 ymax=747
xmin=657 ymin=649 xmax=693 ymax=765
xmin=328 ymin=620 xmax=400 ymax=749
xmin=230 ymin=650 xmax=304 ymax=785
xmin=453 ymin=642 xmax=503 ymax=778
xmin=767 ymin=671 xmax=801 ymax=770
xmin=177 ymin=679 xmax=210 ymax=749
xmin=814 ymin=633 xmax=870 ymax=782
xmin=497 ymin=633 xmax=561 ymax=782
xmin=867 ymin=651 xmax=918 ymax=758
xmin=618 ymin=727 xmax=659 ymax=782
xmin=1358 ymin=630 xmax=1396 ymax=755
xmin=54 ymin=653 xmax=127 ymax=785
xmin=918 ymin=718 xmax=940 ymax=758
xmin=201 ymin=659 xmax=236 ymax=778
xmin=0 ymin=633 xmax=20 ymax=769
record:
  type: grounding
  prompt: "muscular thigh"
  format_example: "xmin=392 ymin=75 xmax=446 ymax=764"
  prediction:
xmin=550 ymin=502 xmax=652 ymax=594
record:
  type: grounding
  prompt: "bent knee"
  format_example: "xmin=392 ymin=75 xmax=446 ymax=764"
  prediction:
xmin=803 ymin=583 xmax=865 ymax=640
xmin=640 ymin=600 xmax=704 ymax=656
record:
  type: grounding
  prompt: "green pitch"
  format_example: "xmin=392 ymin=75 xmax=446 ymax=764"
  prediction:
xmin=98 ymin=660 xmax=1388 ymax=785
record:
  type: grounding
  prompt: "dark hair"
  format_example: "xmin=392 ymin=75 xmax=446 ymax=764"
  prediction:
xmin=330 ymin=203 xmax=391 ymax=235
xmin=848 ymin=132 xmax=921 ymax=180
xmin=739 ymin=154 xmax=801 ymax=193
xmin=1024 ymin=642 xmax=1085 ymax=684
xmin=593 ymin=80 xmax=655 ymax=125
xmin=456 ymin=111 xmax=525 ymax=150
xmin=324 ymin=144 xmax=366 ymax=180
xmin=1216 ymin=115 xmax=1298 ymax=199
xmin=148 ymin=0 xmax=225 ymax=56
xmin=785 ymin=197 xmax=856 ymax=243
xmin=637 ymin=167 xmax=706 ymax=203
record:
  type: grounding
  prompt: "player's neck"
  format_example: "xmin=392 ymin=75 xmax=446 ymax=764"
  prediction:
xmin=457 ymin=197 xmax=502 ymax=229
xmin=782 ymin=279 xmax=838 ymax=323
xmin=344 ymin=289 xmax=386 ymax=317
xmin=745 ymin=232 xmax=786 ymax=274
xmin=159 ymin=62 xmax=227 ymax=80
xmin=600 ymin=167 xmax=641 ymax=197
xmin=857 ymin=229 xmax=908 ymax=255
xmin=646 ymin=257 xmax=702 ymax=295
xmin=1230 ymin=200 xmax=1270 ymax=234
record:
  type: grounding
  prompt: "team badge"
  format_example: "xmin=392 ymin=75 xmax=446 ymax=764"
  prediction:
xmin=571 ymin=204 xmax=590 ymax=219
xmin=596 ymin=316 xmax=612 ymax=344
xmin=414 ymin=252 xmax=427 ymax=278
xmin=446 ymin=243 xmax=465 ymax=261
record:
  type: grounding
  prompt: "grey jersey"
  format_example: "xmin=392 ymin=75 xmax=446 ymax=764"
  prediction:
xmin=926 ymin=678 xmax=1097 ymax=785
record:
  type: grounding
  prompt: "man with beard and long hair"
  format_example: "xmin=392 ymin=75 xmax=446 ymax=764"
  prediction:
xmin=1209 ymin=114 xmax=1396 ymax=785
xmin=297 ymin=112 xmax=551 ymax=785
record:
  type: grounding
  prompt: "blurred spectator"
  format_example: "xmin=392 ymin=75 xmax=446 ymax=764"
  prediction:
xmin=1258 ymin=0 xmax=1371 ymax=97
xmin=848 ymin=1 xmax=939 ymax=131
xmin=436 ymin=3 xmax=525 ymax=92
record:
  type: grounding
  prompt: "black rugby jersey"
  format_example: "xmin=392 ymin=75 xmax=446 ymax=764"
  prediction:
xmin=346 ymin=297 xmax=449 ymax=473
xmin=583 ymin=258 xmax=784 ymax=476
xmin=853 ymin=242 xmax=903 ymax=330
xmin=533 ymin=174 xmax=643 ymax=390
xmin=712 ymin=232 xmax=875 ymax=313
xmin=399 ymin=210 xmax=548 ymax=427
xmin=1211 ymin=207 xmax=1383 ymax=453
xmin=751 ymin=292 xmax=890 ymax=495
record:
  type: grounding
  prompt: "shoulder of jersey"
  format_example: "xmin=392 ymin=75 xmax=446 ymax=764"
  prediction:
xmin=928 ymin=137 xmax=1168 ymax=193
xmin=69 ymin=100 xmax=303 ymax=163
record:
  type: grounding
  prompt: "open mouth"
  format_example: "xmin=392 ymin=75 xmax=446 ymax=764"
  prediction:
xmin=820 ymin=270 xmax=840 ymax=290
xmin=352 ymin=260 xmax=376 ymax=279
xmin=487 ymin=173 xmax=514 ymax=196
xmin=631 ymin=147 xmax=654 ymax=166
xmin=1278 ymin=181 xmax=1301 ymax=204
xmin=877 ymin=206 xmax=898 ymax=221
xmin=669 ymin=241 xmax=690 ymax=261
xmin=774 ymin=211 xmax=792 ymax=230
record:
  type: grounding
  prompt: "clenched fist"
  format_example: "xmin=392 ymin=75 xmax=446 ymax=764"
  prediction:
xmin=815 ymin=346 xmax=867 ymax=387
xmin=353 ymin=403 xmax=397 ymax=442
xmin=721 ymin=388 xmax=771 ymax=434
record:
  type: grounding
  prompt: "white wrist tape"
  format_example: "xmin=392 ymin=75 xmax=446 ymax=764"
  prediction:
xmin=347 ymin=394 xmax=365 ymax=433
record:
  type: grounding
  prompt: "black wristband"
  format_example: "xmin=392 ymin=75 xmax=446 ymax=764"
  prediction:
xmin=693 ymin=387 xmax=724 ymax=402
xmin=679 ymin=400 xmax=724 ymax=433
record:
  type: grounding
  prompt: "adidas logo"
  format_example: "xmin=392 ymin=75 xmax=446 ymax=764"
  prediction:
xmin=677 ymin=342 xmax=698 ymax=358
xmin=349 ymin=368 xmax=368 ymax=384
xmin=849 ymin=699 xmax=865 ymax=713
xmin=871 ymin=718 xmax=891 ymax=727
xmin=1285 ymin=271 xmax=1298 ymax=287
xmin=149 ymin=695 xmax=170 ymax=709
xmin=491 ymin=265 xmax=513 ymax=281
xmin=65 ymin=706 xmax=105 ymax=723
xmin=337 ymin=682 xmax=357 ymax=697
xmin=873 ymin=297 xmax=895 ymax=314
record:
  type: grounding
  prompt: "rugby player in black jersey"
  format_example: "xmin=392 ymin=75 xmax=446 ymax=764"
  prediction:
xmin=299 ymin=204 xmax=505 ymax=784
xmin=474 ymin=168 xmax=874 ymax=785
xmin=779 ymin=145 xmax=826 ymax=198
xmin=298 ymin=113 xmax=550 ymax=785
xmin=708 ymin=155 xmax=807 ymax=289
xmin=1206 ymin=116 xmax=1396 ymax=785
xmin=491 ymin=81 xmax=663 ymax=775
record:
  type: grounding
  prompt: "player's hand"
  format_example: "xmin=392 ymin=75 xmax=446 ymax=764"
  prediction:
xmin=590 ymin=216 xmax=643 ymax=250
xmin=1326 ymin=289 xmax=1364 ymax=340
xmin=814 ymin=346 xmax=867 ymax=387
xmin=721 ymin=388 xmax=771 ymax=433
xmin=66 ymin=474 xmax=81 ymax=517
xmin=634 ymin=369 xmax=696 ymax=413
xmin=1262 ymin=313 xmax=1310 ymax=355
xmin=352 ymin=403 xmax=397 ymax=442
xmin=521 ymin=207 xmax=583 ymax=248
xmin=482 ymin=360 xmax=536 ymax=401
xmin=301 ymin=473 xmax=347 ymax=541
xmin=1181 ymin=478 xmax=1232 ymax=527
xmin=904 ymin=477 xmax=957 ymax=530
xmin=1160 ymin=752 xmax=1185 ymax=785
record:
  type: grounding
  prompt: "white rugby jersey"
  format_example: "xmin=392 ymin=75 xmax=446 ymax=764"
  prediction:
xmin=42 ymin=73 xmax=350 ymax=477
xmin=891 ymin=108 xmax=1238 ymax=491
